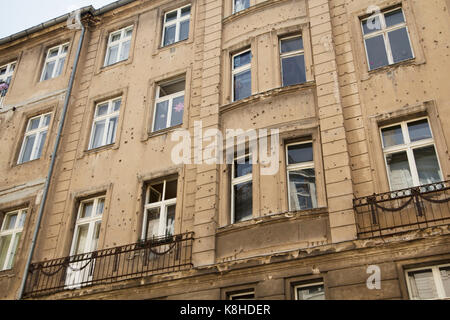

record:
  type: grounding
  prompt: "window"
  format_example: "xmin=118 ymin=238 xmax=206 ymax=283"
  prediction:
xmin=104 ymin=26 xmax=133 ymax=67
xmin=0 ymin=209 xmax=26 ymax=271
xmin=286 ymin=141 xmax=317 ymax=211
xmin=228 ymin=290 xmax=255 ymax=300
xmin=41 ymin=43 xmax=69 ymax=81
xmin=89 ymin=98 xmax=121 ymax=150
xmin=65 ymin=196 xmax=104 ymax=288
xmin=233 ymin=0 xmax=250 ymax=13
xmin=142 ymin=179 xmax=177 ymax=240
xmin=231 ymin=154 xmax=253 ymax=223
xmin=280 ymin=35 xmax=306 ymax=86
xmin=406 ymin=264 xmax=450 ymax=300
xmin=361 ymin=8 xmax=414 ymax=71
xmin=294 ymin=282 xmax=325 ymax=300
xmin=162 ymin=5 xmax=191 ymax=47
xmin=18 ymin=113 xmax=51 ymax=164
xmin=0 ymin=61 xmax=16 ymax=105
xmin=152 ymin=79 xmax=185 ymax=132
xmin=232 ymin=49 xmax=252 ymax=102
xmin=380 ymin=118 xmax=442 ymax=191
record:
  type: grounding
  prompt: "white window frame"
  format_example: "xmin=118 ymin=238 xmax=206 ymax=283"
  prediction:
xmin=405 ymin=264 xmax=450 ymax=300
xmin=294 ymin=282 xmax=325 ymax=300
xmin=231 ymin=153 xmax=253 ymax=224
xmin=69 ymin=197 xmax=105 ymax=257
xmin=0 ymin=61 xmax=17 ymax=106
xmin=279 ymin=35 xmax=305 ymax=86
xmin=286 ymin=141 xmax=317 ymax=212
xmin=361 ymin=7 xmax=414 ymax=71
xmin=104 ymin=25 xmax=133 ymax=67
xmin=18 ymin=113 xmax=52 ymax=164
xmin=233 ymin=0 xmax=250 ymax=14
xmin=152 ymin=81 xmax=185 ymax=132
xmin=142 ymin=179 xmax=177 ymax=240
xmin=0 ymin=209 xmax=26 ymax=271
xmin=231 ymin=49 xmax=252 ymax=102
xmin=161 ymin=4 xmax=191 ymax=47
xmin=88 ymin=97 xmax=121 ymax=150
xmin=380 ymin=117 xmax=443 ymax=191
xmin=228 ymin=290 xmax=255 ymax=300
xmin=40 ymin=43 xmax=69 ymax=81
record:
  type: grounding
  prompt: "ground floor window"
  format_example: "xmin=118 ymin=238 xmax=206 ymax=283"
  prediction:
xmin=406 ymin=264 xmax=450 ymax=300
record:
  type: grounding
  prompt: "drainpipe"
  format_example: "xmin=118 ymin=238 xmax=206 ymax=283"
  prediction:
xmin=17 ymin=22 xmax=86 ymax=300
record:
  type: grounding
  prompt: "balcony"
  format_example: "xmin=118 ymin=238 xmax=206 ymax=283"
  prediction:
xmin=23 ymin=232 xmax=194 ymax=298
xmin=354 ymin=181 xmax=450 ymax=239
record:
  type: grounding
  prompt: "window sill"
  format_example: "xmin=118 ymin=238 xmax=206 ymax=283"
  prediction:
xmin=145 ymin=124 xmax=183 ymax=141
xmin=362 ymin=57 xmax=424 ymax=81
xmin=220 ymin=81 xmax=316 ymax=114
xmin=0 ymin=269 xmax=15 ymax=279
xmin=218 ymin=207 xmax=328 ymax=235
xmin=95 ymin=58 xmax=132 ymax=75
xmin=83 ymin=143 xmax=117 ymax=155
xmin=153 ymin=39 xmax=193 ymax=56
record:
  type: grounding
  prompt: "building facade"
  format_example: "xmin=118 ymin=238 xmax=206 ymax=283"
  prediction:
xmin=0 ymin=0 xmax=449 ymax=300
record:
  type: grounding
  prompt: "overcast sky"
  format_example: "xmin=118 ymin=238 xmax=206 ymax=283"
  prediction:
xmin=0 ymin=0 xmax=119 ymax=39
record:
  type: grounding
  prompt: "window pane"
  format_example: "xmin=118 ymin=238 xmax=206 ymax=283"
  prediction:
xmin=125 ymin=28 xmax=133 ymax=38
xmin=106 ymin=45 xmax=119 ymax=66
xmin=159 ymin=81 xmax=185 ymax=97
xmin=288 ymin=169 xmax=317 ymax=211
xmin=414 ymin=146 xmax=442 ymax=185
xmin=234 ymin=156 xmax=252 ymax=178
xmin=362 ymin=15 xmax=382 ymax=35
xmin=408 ymin=270 xmax=438 ymax=299
xmin=21 ymin=134 xmax=36 ymax=163
xmin=234 ymin=70 xmax=251 ymax=101
xmin=365 ymin=35 xmax=389 ymax=70
xmin=165 ymin=11 xmax=177 ymax=22
xmin=36 ymin=131 xmax=47 ymax=159
xmin=439 ymin=266 xmax=450 ymax=297
xmin=163 ymin=25 xmax=176 ymax=46
xmin=382 ymin=125 xmax=404 ymax=147
xmin=119 ymin=40 xmax=131 ymax=61
xmin=106 ymin=117 xmax=118 ymax=145
xmin=282 ymin=55 xmax=306 ymax=86
xmin=385 ymin=9 xmax=405 ymax=27
xmin=96 ymin=199 xmax=105 ymax=216
xmin=179 ymin=20 xmax=190 ymax=42
xmin=18 ymin=212 xmax=27 ymax=228
xmin=91 ymin=120 xmax=106 ymax=149
xmin=234 ymin=51 xmax=251 ymax=69
xmin=234 ymin=0 xmax=250 ymax=13
xmin=29 ymin=118 xmax=41 ymax=131
xmin=234 ymin=181 xmax=253 ymax=222
xmin=48 ymin=48 xmax=59 ymax=58
xmin=280 ymin=36 xmax=303 ymax=53
xmin=81 ymin=201 xmax=94 ymax=219
xmin=111 ymin=33 xmax=121 ymax=42
xmin=43 ymin=114 xmax=51 ymax=127
xmin=148 ymin=183 xmax=164 ymax=204
xmin=6 ymin=232 xmax=21 ymax=269
xmin=388 ymin=28 xmax=413 ymax=63
xmin=171 ymin=96 xmax=185 ymax=127
xmin=113 ymin=99 xmax=121 ymax=112
xmin=4 ymin=214 xmax=18 ymax=230
xmin=165 ymin=180 xmax=178 ymax=200
xmin=55 ymin=57 xmax=65 ymax=77
xmin=74 ymin=224 xmax=89 ymax=255
xmin=0 ymin=235 xmax=12 ymax=270
xmin=91 ymin=222 xmax=101 ymax=252
xmin=297 ymin=284 xmax=325 ymax=300
xmin=287 ymin=143 xmax=313 ymax=165
xmin=386 ymin=151 xmax=413 ymax=190
xmin=165 ymin=205 xmax=176 ymax=237
xmin=181 ymin=6 xmax=191 ymax=16
xmin=96 ymin=103 xmax=109 ymax=117
xmin=408 ymin=119 xmax=432 ymax=142
xmin=154 ymin=100 xmax=169 ymax=131
xmin=42 ymin=61 xmax=55 ymax=80
xmin=146 ymin=207 xmax=161 ymax=239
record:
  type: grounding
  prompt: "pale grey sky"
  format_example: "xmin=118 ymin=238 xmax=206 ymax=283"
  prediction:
xmin=0 ymin=0 xmax=119 ymax=39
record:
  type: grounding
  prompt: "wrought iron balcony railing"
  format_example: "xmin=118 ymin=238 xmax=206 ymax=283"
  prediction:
xmin=354 ymin=181 xmax=450 ymax=239
xmin=23 ymin=232 xmax=194 ymax=298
